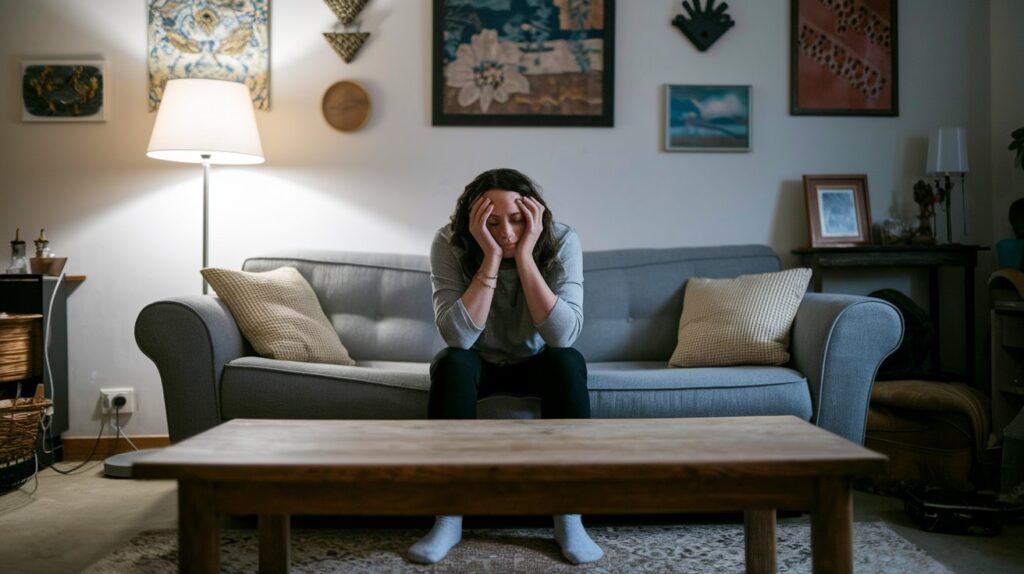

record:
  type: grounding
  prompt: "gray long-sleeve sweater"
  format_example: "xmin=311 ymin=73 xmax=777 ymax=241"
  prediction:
xmin=430 ymin=222 xmax=584 ymax=365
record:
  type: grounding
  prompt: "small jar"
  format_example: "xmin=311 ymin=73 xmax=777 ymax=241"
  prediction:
xmin=8 ymin=234 xmax=28 ymax=274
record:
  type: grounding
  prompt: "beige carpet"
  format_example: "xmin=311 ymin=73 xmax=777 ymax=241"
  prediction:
xmin=84 ymin=522 xmax=952 ymax=573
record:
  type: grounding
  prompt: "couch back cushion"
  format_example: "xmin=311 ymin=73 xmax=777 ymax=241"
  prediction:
xmin=244 ymin=251 xmax=442 ymax=363
xmin=244 ymin=245 xmax=780 ymax=363
xmin=577 ymin=245 xmax=780 ymax=361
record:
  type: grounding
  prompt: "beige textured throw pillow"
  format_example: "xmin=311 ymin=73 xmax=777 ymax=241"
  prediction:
xmin=669 ymin=268 xmax=812 ymax=368
xmin=201 ymin=266 xmax=356 ymax=366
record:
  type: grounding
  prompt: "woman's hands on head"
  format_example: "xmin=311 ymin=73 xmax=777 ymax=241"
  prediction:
xmin=469 ymin=196 xmax=503 ymax=260
xmin=514 ymin=196 xmax=545 ymax=261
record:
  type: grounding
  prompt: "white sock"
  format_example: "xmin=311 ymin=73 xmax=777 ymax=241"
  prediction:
xmin=408 ymin=515 xmax=462 ymax=564
xmin=553 ymin=514 xmax=604 ymax=564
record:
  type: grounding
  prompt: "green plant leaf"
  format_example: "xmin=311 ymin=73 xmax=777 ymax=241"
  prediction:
xmin=1013 ymin=127 xmax=1024 ymax=139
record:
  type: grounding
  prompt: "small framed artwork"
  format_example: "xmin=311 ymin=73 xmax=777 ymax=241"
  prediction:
xmin=21 ymin=60 xmax=107 ymax=122
xmin=790 ymin=0 xmax=897 ymax=116
xmin=803 ymin=174 xmax=873 ymax=247
xmin=432 ymin=0 xmax=615 ymax=127
xmin=664 ymin=84 xmax=750 ymax=152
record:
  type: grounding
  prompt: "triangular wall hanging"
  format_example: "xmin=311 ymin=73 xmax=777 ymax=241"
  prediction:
xmin=324 ymin=0 xmax=369 ymax=27
xmin=324 ymin=32 xmax=370 ymax=64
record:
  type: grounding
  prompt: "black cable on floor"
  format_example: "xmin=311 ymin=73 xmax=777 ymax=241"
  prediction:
xmin=46 ymin=417 xmax=107 ymax=475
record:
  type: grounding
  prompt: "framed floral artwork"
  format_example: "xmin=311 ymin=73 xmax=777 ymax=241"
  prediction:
xmin=432 ymin=0 xmax=615 ymax=127
xmin=790 ymin=0 xmax=897 ymax=116
xmin=803 ymin=174 xmax=873 ymax=247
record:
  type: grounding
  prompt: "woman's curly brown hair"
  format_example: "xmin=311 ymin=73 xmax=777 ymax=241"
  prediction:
xmin=448 ymin=168 xmax=561 ymax=280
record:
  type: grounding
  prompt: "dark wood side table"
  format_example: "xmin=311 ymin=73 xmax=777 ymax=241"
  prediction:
xmin=0 ymin=274 xmax=85 ymax=466
xmin=793 ymin=245 xmax=987 ymax=387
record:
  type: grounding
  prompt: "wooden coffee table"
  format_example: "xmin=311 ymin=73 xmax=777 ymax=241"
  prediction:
xmin=134 ymin=416 xmax=886 ymax=574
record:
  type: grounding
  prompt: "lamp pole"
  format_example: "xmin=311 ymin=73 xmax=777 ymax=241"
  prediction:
xmin=943 ymin=173 xmax=953 ymax=244
xmin=202 ymin=154 xmax=211 ymax=294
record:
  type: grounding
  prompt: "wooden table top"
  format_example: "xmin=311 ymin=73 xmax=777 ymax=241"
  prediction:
xmin=133 ymin=416 xmax=886 ymax=483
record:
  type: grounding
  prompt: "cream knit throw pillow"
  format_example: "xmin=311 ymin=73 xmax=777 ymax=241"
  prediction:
xmin=669 ymin=268 xmax=812 ymax=367
xmin=201 ymin=266 xmax=356 ymax=366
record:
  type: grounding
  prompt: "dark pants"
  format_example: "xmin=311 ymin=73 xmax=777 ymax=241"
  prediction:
xmin=427 ymin=347 xmax=591 ymax=419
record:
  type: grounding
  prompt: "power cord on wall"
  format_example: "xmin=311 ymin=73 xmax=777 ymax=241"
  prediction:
xmin=37 ymin=271 xmax=65 ymax=458
xmin=111 ymin=400 xmax=139 ymax=453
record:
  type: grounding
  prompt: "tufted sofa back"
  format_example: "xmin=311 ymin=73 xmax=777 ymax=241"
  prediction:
xmin=243 ymin=244 xmax=780 ymax=363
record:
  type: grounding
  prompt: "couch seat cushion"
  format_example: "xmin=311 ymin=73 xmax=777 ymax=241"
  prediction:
xmin=221 ymin=357 xmax=430 ymax=420
xmin=587 ymin=362 xmax=813 ymax=420
xmin=220 ymin=357 xmax=812 ymax=423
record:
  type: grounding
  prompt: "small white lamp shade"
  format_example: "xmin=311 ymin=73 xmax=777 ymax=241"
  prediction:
xmin=146 ymin=78 xmax=264 ymax=165
xmin=926 ymin=127 xmax=969 ymax=174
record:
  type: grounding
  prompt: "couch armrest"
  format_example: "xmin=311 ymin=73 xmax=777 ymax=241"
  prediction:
xmin=789 ymin=293 xmax=903 ymax=444
xmin=135 ymin=296 xmax=248 ymax=443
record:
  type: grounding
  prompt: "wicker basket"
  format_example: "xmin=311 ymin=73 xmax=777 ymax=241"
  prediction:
xmin=0 ymin=314 xmax=42 ymax=382
xmin=0 ymin=384 xmax=51 ymax=491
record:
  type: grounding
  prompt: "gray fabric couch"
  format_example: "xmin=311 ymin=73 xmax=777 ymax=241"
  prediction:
xmin=135 ymin=245 xmax=903 ymax=446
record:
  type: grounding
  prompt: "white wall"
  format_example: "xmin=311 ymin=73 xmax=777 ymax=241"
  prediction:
xmin=0 ymin=0 xmax=997 ymax=437
xmin=991 ymin=0 xmax=1024 ymax=240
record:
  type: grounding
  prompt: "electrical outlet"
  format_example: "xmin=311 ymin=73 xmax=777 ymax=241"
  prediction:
xmin=100 ymin=388 xmax=135 ymax=414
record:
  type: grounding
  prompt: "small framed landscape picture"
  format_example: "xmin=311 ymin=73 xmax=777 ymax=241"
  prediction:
xmin=664 ymin=84 xmax=750 ymax=152
xmin=22 ymin=60 xmax=107 ymax=122
xmin=803 ymin=174 xmax=872 ymax=247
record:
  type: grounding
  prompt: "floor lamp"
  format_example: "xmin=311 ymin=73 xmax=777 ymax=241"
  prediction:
xmin=145 ymin=78 xmax=265 ymax=293
xmin=104 ymin=79 xmax=264 ymax=479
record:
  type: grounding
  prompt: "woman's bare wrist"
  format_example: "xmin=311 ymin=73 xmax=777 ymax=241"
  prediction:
xmin=480 ymin=255 xmax=501 ymax=276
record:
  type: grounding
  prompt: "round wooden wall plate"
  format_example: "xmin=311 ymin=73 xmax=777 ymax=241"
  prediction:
xmin=322 ymin=80 xmax=371 ymax=132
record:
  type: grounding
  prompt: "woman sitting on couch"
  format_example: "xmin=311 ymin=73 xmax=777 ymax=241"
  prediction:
xmin=408 ymin=168 xmax=602 ymax=565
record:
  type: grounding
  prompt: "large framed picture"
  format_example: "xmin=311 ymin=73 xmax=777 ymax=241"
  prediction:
xmin=21 ymin=60 xmax=107 ymax=122
xmin=432 ymin=0 xmax=615 ymax=127
xmin=664 ymin=84 xmax=750 ymax=152
xmin=803 ymin=174 xmax=872 ymax=247
xmin=790 ymin=0 xmax=897 ymax=116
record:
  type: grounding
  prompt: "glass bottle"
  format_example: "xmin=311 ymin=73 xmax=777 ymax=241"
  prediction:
xmin=7 ymin=228 xmax=28 ymax=274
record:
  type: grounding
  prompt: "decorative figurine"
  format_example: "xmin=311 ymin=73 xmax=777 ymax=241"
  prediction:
xmin=911 ymin=179 xmax=938 ymax=244
xmin=672 ymin=0 xmax=735 ymax=52
xmin=34 ymin=228 xmax=51 ymax=258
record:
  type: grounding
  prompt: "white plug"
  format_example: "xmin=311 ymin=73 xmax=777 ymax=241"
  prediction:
xmin=100 ymin=388 xmax=135 ymax=414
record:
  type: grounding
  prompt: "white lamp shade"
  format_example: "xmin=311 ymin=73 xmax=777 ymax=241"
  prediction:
xmin=926 ymin=127 xmax=969 ymax=174
xmin=146 ymin=78 xmax=264 ymax=165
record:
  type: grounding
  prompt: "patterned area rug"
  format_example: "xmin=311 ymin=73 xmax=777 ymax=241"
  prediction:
xmin=85 ymin=522 xmax=952 ymax=573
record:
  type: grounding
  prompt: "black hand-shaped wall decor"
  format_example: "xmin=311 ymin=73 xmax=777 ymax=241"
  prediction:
xmin=672 ymin=0 xmax=735 ymax=52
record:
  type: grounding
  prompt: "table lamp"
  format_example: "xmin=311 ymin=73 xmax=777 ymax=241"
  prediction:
xmin=926 ymin=127 xmax=969 ymax=244
xmin=146 ymin=78 xmax=264 ymax=293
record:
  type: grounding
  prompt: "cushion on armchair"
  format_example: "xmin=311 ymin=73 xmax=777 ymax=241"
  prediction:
xmin=669 ymin=268 xmax=812 ymax=367
xmin=201 ymin=266 xmax=356 ymax=366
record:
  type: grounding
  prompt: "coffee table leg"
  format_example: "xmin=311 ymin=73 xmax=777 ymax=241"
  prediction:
xmin=259 ymin=514 xmax=291 ymax=574
xmin=179 ymin=481 xmax=219 ymax=574
xmin=744 ymin=509 xmax=777 ymax=574
xmin=811 ymin=478 xmax=853 ymax=574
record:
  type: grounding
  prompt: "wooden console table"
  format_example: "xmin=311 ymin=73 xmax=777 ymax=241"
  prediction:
xmin=793 ymin=245 xmax=986 ymax=387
